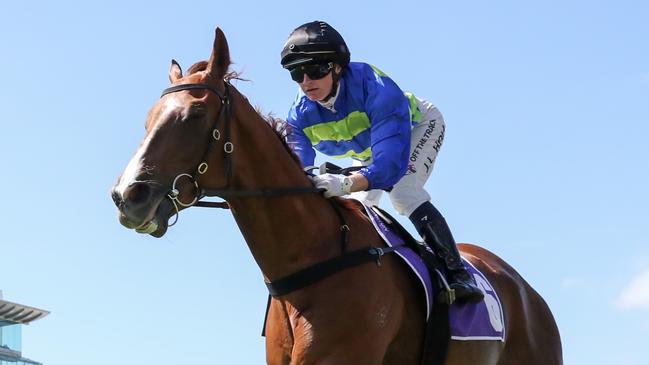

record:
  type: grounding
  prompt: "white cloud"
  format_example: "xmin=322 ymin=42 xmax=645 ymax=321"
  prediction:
xmin=616 ymin=269 xmax=649 ymax=310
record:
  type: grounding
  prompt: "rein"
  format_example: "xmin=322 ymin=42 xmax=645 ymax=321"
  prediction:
xmin=159 ymin=81 xmax=321 ymax=220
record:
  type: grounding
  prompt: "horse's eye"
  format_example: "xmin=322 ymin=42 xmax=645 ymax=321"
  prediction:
xmin=186 ymin=103 xmax=208 ymax=119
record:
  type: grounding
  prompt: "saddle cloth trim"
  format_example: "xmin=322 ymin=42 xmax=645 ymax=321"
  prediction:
xmin=362 ymin=203 xmax=433 ymax=320
xmin=450 ymin=258 xmax=506 ymax=342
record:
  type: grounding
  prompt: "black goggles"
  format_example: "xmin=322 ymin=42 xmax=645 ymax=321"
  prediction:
xmin=288 ymin=62 xmax=333 ymax=82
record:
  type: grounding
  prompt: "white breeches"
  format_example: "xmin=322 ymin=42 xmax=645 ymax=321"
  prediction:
xmin=350 ymin=98 xmax=445 ymax=217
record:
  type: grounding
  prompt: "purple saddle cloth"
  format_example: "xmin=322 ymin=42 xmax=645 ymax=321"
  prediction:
xmin=362 ymin=203 xmax=505 ymax=341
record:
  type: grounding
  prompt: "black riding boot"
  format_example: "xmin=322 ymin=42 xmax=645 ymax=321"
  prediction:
xmin=410 ymin=202 xmax=484 ymax=304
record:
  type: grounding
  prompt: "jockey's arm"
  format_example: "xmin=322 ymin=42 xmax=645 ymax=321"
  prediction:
xmin=348 ymin=173 xmax=369 ymax=192
xmin=358 ymin=68 xmax=412 ymax=190
xmin=285 ymin=115 xmax=316 ymax=167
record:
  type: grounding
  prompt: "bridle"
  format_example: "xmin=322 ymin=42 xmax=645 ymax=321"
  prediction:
xmin=159 ymin=80 xmax=322 ymax=225
xmin=157 ymin=80 xmax=403 ymax=304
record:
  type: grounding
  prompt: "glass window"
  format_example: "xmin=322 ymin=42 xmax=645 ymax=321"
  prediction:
xmin=0 ymin=324 xmax=22 ymax=352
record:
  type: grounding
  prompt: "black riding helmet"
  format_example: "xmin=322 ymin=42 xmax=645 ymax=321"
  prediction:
xmin=280 ymin=21 xmax=350 ymax=69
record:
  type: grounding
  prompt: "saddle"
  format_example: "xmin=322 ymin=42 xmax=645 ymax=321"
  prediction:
xmin=365 ymin=204 xmax=456 ymax=301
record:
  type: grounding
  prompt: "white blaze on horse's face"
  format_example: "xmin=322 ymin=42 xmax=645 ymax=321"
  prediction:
xmin=114 ymin=96 xmax=185 ymax=198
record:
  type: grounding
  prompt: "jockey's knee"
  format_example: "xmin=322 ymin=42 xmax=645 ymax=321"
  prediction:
xmin=389 ymin=188 xmax=431 ymax=216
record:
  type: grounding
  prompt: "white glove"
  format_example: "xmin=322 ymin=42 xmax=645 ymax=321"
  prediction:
xmin=312 ymin=173 xmax=353 ymax=198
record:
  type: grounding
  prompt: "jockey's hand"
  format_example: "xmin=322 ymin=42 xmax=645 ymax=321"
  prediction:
xmin=311 ymin=173 xmax=353 ymax=198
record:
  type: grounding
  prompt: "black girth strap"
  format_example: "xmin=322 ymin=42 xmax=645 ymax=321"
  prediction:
xmin=265 ymin=245 xmax=402 ymax=297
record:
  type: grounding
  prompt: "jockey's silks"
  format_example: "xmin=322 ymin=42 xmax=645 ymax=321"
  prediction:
xmin=286 ymin=62 xmax=422 ymax=190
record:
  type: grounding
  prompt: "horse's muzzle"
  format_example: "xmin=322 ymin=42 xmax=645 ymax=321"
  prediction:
xmin=111 ymin=181 xmax=172 ymax=237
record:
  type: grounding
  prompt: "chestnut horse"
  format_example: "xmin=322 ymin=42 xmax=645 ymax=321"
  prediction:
xmin=111 ymin=27 xmax=562 ymax=365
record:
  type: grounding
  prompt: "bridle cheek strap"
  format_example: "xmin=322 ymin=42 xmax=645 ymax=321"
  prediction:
xmin=159 ymin=81 xmax=321 ymax=217
xmin=160 ymin=81 xmax=233 ymax=216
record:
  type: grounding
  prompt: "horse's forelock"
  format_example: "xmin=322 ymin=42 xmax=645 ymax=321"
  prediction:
xmin=187 ymin=61 xmax=209 ymax=75
xmin=186 ymin=60 xmax=241 ymax=82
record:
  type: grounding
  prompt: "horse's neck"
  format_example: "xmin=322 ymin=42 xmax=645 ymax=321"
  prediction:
xmin=223 ymin=91 xmax=347 ymax=280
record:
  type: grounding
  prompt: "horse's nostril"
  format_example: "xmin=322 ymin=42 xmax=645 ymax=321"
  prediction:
xmin=111 ymin=189 xmax=122 ymax=208
xmin=124 ymin=182 xmax=152 ymax=205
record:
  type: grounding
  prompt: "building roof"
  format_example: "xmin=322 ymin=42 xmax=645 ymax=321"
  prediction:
xmin=0 ymin=299 xmax=49 ymax=325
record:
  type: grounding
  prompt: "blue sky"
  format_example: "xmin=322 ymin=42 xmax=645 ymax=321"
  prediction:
xmin=1 ymin=0 xmax=647 ymax=364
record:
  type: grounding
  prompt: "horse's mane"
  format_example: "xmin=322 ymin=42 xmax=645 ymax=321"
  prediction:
xmin=260 ymin=112 xmax=303 ymax=166
xmin=262 ymin=113 xmax=364 ymax=215
xmin=261 ymin=112 xmax=364 ymax=215
xmin=188 ymin=61 xmax=362 ymax=215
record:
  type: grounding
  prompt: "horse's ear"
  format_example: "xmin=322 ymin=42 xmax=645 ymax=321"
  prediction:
xmin=206 ymin=27 xmax=231 ymax=81
xmin=169 ymin=59 xmax=183 ymax=83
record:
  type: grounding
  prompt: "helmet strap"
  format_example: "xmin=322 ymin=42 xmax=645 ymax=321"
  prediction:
xmin=321 ymin=65 xmax=342 ymax=103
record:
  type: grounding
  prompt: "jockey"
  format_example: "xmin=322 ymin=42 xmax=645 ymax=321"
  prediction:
xmin=281 ymin=20 xmax=483 ymax=303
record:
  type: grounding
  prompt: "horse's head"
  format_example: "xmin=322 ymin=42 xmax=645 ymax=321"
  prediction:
xmin=111 ymin=28 xmax=233 ymax=237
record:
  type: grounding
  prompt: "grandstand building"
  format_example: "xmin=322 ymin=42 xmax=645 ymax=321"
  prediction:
xmin=0 ymin=291 xmax=48 ymax=365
